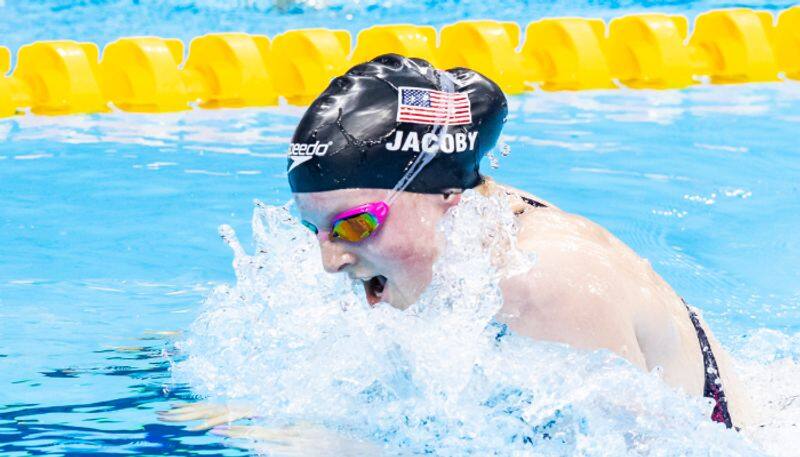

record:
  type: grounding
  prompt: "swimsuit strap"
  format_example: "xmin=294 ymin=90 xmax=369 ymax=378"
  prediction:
xmin=683 ymin=299 xmax=734 ymax=428
xmin=519 ymin=195 xmax=547 ymax=208
xmin=504 ymin=191 xmax=547 ymax=210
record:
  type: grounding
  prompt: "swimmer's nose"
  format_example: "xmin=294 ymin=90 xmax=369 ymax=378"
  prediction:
xmin=319 ymin=239 xmax=356 ymax=273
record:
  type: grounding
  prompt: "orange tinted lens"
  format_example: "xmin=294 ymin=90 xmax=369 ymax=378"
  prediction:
xmin=332 ymin=213 xmax=379 ymax=242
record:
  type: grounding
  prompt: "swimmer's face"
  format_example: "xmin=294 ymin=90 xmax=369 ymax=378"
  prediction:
xmin=295 ymin=189 xmax=460 ymax=310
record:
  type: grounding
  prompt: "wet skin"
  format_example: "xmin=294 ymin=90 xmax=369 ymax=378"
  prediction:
xmin=295 ymin=187 xmax=460 ymax=309
xmin=294 ymin=181 xmax=756 ymax=428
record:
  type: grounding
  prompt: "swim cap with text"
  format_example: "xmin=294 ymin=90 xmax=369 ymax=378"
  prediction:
xmin=287 ymin=54 xmax=508 ymax=194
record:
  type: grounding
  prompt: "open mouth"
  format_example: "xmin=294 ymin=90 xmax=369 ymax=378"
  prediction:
xmin=363 ymin=275 xmax=387 ymax=306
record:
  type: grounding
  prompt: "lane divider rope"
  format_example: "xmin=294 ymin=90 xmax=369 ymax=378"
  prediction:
xmin=0 ymin=6 xmax=798 ymax=117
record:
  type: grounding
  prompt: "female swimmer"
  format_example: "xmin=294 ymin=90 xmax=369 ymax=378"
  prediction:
xmin=162 ymin=54 xmax=755 ymax=442
xmin=287 ymin=54 xmax=754 ymax=429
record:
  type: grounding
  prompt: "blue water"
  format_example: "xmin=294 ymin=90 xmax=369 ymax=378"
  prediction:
xmin=1 ymin=0 xmax=799 ymax=455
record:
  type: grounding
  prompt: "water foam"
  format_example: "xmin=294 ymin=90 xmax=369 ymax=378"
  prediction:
xmin=175 ymin=191 xmax=766 ymax=455
xmin=732 ymin=330 xmax=800 ymax=457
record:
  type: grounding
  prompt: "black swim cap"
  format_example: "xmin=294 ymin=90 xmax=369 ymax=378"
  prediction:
xmin=287 ymin=54 xmax=508 ymax=194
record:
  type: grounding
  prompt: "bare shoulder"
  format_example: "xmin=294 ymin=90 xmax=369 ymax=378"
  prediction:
xmin=515 ymin=206 xmax=631 ymax=267
xmin=489 ymin=182 xmax=558 ymax=210
xmin=502 ymin=206 xmax=634 ymax=314
xmin=506 ymin=194 xmax=678 ymax=332
xmin=487 ymin=181 xmax=621 ymax=251
xmin=488 ymin=181 xmax=669 ymax=318
xmin=490 ymin=186 xmax=755 ymax=422
xmin=492 ymin=183 xmax=680 ymax=368
xmin=496 ymin=186 xmax=712 ymax=391
xmin=496 ymin=204 xmax=648 ymax=365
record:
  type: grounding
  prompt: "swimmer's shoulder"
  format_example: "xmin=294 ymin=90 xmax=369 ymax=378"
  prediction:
xmin=476 ymin=179 xmax=640 ymax=267
xmin=484 ymin=180 xmax=632 ymax=261
xmin=479 ymin=180 xmax=558 ymax=212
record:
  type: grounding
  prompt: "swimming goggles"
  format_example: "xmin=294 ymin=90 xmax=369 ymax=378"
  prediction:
xmin=300 ymin=70 xmax=460 ymax=243
xmin=302 ymin=201 xmax=389 ymax=242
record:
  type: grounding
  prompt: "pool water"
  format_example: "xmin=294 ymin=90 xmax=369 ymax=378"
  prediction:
xmin=1 ymin=0 xmax=799 ymax=455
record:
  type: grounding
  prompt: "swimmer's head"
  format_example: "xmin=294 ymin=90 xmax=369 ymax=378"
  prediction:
xmin=291 ymin=54 xmax=507 ymax=309
xmin=287 ymin=53 xmax=508 ymax=194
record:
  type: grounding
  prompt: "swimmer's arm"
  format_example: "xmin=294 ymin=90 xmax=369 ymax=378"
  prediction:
xmin=160 ymin=402 xmax=385 ymax=455
xmin=212 ymin=423 xmax=385 ymax=456
xmin=159 ymin=402 xmax=257 ymax=430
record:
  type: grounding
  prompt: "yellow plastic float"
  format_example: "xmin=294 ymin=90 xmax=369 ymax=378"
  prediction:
xmin=352 ymin=25 xmax=439 ymax=67
xmin=689 ymin=8 xmax=779 ymax=83
xmin=269 ymin=28 xmax=351 ymax=105
xmin=1 ymin=5 xmax=800 ymax=119
xmin=183 ymin=33 xmax=278 ymax=108
xmin=521 ymin=18 xmax=615 ymax=90
xmin=607 ymin=14 xmax=694 ymax=89
xmin=438 ymin=21 xmax=529 ymax=94
xmin=0 ymin=47 xmax=15 ymax=117
xmin=99 ymin=36 xmax=189 ymax=112
xmin=12 ymin=40 xmax=107 ymax=115
xmin=775 ymin=6 xmax=800 ymax=80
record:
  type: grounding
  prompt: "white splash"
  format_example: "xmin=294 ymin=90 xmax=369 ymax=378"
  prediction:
xmin=732 ymin=329 xmax=800 ymax=457
xmin=175 ymin=191 xmax=765 ymax=455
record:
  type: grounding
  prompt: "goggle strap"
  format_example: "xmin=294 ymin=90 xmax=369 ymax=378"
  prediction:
xmin=385 ymin=70 xmax=459 ymax=206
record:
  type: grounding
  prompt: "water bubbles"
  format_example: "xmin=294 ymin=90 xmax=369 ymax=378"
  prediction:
xmin=486 ymin=142 xmax=511 ymax=170
xmin=487 ymin=151 xmax=500 ymax=169
xmin=175 ymin=192 xmax=761 ymax=455
xmin=500 ymin=140 xmax=512 ymax=157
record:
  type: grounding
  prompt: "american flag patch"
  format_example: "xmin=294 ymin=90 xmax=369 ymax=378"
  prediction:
xmin=396 ymin=87 xmax=472 ymax=126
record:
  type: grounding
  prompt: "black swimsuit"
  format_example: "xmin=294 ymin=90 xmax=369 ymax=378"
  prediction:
xmin=683 ymin=299 xmax=735 ymax=428
xmin=519 ymin=195 xmax=547 ymax=208
xmin=516 ymin=195 xmax=735 ymax=428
